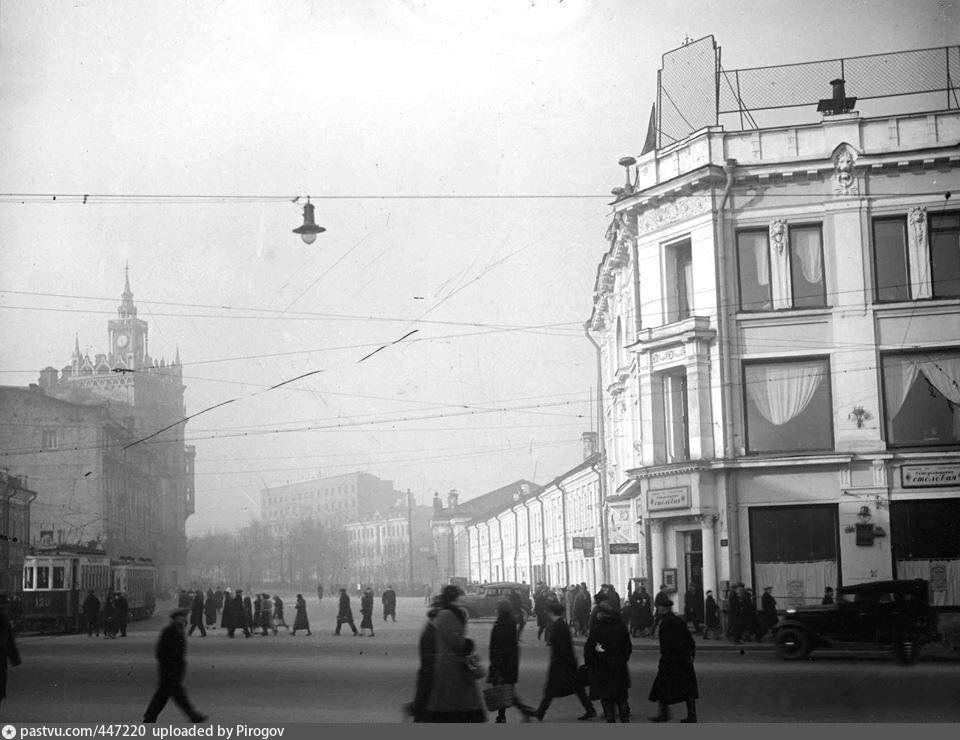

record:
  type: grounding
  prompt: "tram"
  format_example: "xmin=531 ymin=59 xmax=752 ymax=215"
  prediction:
xmin=20 ymin=545 xmax=157 ymax=632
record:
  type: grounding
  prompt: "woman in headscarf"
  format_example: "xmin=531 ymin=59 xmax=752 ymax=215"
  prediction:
xmin=425 ymin=585 xmax=486 ymax=722
xmin=291 ymin=594 xmax=311 ymax=636
xmin=488 ymin=600 xmax=535 ymax=722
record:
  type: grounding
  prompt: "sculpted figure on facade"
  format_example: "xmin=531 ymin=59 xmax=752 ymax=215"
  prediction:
xmin=769 ymin=219 xmax=787 ymax=254
xmin=908 ymin=205 xmax=928 ymax=248
xmin=832 ymin=147 xmax=859 ymax=195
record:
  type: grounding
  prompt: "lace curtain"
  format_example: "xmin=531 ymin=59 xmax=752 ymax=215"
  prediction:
xmin=753 ymin=560 xmax=838 ymax=608
xmin=746 ymin=360 xmax=824 ymax=426
xmin=792 ymin=228 xmax=823 ymax=283
xmin=885 ymin=353 xmax=960 ymax=434
xmin=896 ymin=559 xmax=960 ymax=608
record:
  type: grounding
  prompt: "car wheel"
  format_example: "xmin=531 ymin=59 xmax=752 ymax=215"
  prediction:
xmin=775 ymin=627 xmax=811 ymax=660
xmin=894 ymin=639 xmax=918 ymax=665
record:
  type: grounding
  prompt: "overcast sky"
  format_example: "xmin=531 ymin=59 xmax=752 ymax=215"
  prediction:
xmin=1 ymin=0 xmax=956 ymax=535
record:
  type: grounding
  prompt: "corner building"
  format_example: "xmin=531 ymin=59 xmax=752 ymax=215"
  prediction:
xmin=589 ymin=38 xmax=960 ymax=614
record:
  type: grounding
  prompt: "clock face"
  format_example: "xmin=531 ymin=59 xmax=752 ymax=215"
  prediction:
xmin=116 ymin=333 xmax=129 ymax=349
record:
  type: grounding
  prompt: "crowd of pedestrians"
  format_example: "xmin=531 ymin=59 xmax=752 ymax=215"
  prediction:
xmin=81 ymin=590 xmax=130 ymax=638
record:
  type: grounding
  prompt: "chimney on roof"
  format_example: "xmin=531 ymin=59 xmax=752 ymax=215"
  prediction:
xmin=432 ymin=492 xmax=443 ymax=513
xmin=447 ymin=489 xmax=459 ymax=509
xmin=817 ymin=78 xmax=857 ymax=116
xmin=582 ymin=431 xmax=599 ymax=460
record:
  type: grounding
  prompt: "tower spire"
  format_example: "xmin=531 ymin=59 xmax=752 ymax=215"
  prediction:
xmin=118 ymin=263 xmax=137 ymax=318
xmin=72 ymin=334 xmax=81 ymax=362
xmin=174 ymin=345 xmax=181 ymax=365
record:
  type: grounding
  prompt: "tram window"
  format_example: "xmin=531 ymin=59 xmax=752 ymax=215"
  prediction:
xmin=36 ymin=566 xmax=50 ymax=589
xmin=23 ymin=567 xmax=33 ymax=589
xmin=53 ymin=566 xmax=65 ymax=589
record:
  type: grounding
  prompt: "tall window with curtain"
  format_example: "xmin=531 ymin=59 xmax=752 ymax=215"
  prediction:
xmin=743 ymin=357 xmax=834 ymax=453
xmin=930 ymin=212 xmax=960 ymax=298
xmin=881 ymin=349 xmax=960 ymax=446
xmin=737 ymin=229 xmax=772 ymax=311
xmin=788 ymin=225 xmax=827 ymax=308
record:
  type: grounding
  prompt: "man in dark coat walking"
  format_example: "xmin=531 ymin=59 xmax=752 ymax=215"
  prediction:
xmin=647 ymin=598 xmax=698 ymax=723
xmin=227 ymin=591 xmax=250 ymax=638
xmin=488 ymin=600 xmax=536 ymax=722
xmin=82 ymin=590 xmax=100 ymax=637
xmin=703 ymin=590 xmax=721 ymax=639
xmin=683 ymin=580 xmax=704 ymax=635
xmin=652 ymin=584 xmax=671 ymax=635
xmin=584 ymin=599 xmax=632 ymax=722
xmin=405 ymin=597 xmax=441 ymax=722
xmin=0 ymin=596 xmax=22 ymax=712
xmin=335 ymin=588 xmax=358 ymax=635
xmin=381 ymin=585 xmax=397 ymax=622
xmin=757 ymin=586 xmax=778 ymax=641
xmin=535 ymin=602 xmax=596 ymax=721
xmin=142 ymin=609 xmax=207 ymax=723
xmin=188 ymin=591 xmax=206 ymax=637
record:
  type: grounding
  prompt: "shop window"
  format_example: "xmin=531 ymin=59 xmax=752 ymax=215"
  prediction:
xmin=872 ymin=217 xmax=910 ymax=302
xmin=930 ymin=212 xmax=960 ymax=298
xmin=737 ymin=229 xmax=772 ymax=311
xmin=652 ymin=367 xmax=689 ymax=464
xmin=664 ymin=239 xmax=693 ymax=324
xmin=744 ymin=358 xmax=833 ymax=453
xmin=881 ymin=350 xmax=960 ymax=446
xmin=788 ymin=225 xmax=827 ymax=308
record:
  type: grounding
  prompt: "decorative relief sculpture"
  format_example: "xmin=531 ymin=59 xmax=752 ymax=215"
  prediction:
xmin=769 ymin=219 xmax=787 ymax=254
xmin=908 ymin=205 xmax=928 ymax=247
xmin=832 ymin=147 xmax=859 ymax=195
xmin=636 ymin=196 xmax=709 ymax=235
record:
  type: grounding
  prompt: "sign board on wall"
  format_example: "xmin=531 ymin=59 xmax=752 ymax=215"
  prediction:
xmin=648 ymin=486 xmax=690 ymax=511
xmin=572 ymin=536 xmax=584 ymax=549
xmin=901 ymin=464 xmax=960 ymax=488
xmin=609 ymin=542 xmax=640 ymax=555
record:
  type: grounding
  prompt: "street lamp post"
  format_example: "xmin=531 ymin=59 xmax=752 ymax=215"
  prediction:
xmin=292 ymin=197 xmax=326 ymax=244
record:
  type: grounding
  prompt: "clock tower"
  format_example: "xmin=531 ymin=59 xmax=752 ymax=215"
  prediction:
xmin=108 ymin=266 xmax=149 ymax=369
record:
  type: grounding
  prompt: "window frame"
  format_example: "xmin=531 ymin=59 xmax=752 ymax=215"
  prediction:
xmin=663 ymin=237 xmax=693 ymax=325
xmin=787 ymin=222 xmax=828 ymax=309
xmin=879 ymin=346 xmax=960 ymax=449
xmin=741 ymin=355 xmax=835 ymax=455
xmin=929 ymin=210 xmax=960 ymax=299
xmin=651 ymin=365 xmax=690 ymax=465
xmin=736 ymin=227 xmax=774 ymax=313
xmin=871 ymin=216 xmax=911 ymax=304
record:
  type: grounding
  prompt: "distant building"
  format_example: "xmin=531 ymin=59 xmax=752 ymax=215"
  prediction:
xmin=0 ymin=469 xmax=36 ymax=592
xmin=260 ymin=472 xmax=402 ymax=535
xmin=0 ymin=270 xmax=194 ymax=587
xmin=343 ymin=498 xmax=433 ymax=591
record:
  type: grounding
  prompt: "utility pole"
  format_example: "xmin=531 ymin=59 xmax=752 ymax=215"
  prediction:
xmin=407 ymin=489 xmax=415 ymax=594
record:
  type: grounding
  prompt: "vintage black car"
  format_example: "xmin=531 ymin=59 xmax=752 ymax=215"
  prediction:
xmin=459 ymin=581 xmax=531 ymax=619
xmin=774 ymin=579 xmax=940 ymax=664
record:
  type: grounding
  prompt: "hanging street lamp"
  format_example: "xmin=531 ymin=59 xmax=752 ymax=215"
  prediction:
xmin=293 ymin=197 xmax=326 ymax=244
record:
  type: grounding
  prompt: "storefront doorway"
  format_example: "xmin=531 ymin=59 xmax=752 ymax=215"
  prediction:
xmin=683 ymin=530 xmax=703 ymax=593
xmin=891 ymin=498 xmax=960 ymax=607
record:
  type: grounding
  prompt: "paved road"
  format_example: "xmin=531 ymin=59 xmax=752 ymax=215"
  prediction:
xmin=5 ymin=596 xmax=960 ymax=723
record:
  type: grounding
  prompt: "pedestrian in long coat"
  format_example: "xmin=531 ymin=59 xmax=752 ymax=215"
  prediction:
xmin=334 ymin=588 xmax=357 ymax=635
xmin=115 ymin=592 xmax=129 ymax=637
xmin=727 ymin=584 xmax=743 ymax=641
xmin=359 ymin=587 xmax=375 ymax=637
xmin=82 ymin=590 xmax=100 ymax=637
xmin=757 ymin=586 xmax=778 ymax=641
xmin=142 ymin=609 xmax=207 ymax=723
xmin=703 ymin=590 xmax=721 ymax=639
xmin=204 ymin=589 xmax=217 ymax=629
xmin=220 ymin=590 xmax=232 ymax=630
xmin=684 ymin=583 xmax=704 ymax=635
xmin=272 ymin=596 xmax=288 ymax=632
xmin=0 ymin=604 xmax=22 ymax=711
xmin=425 ymin=585 xmax=486 ymax=722
xmin=573 ymin=587 xmax=591 ymax=638
xmin=647 ymin=598 xmax=698 ymax=723
xmin=488 ymin=600 xmax=535 ymax=722
xmin=535 ymin=602 xmax=596 ymax=721
xmin=243 ymin=595 xmax=253 ymax=630
xmin=259 ymin=594 xmax=274 ymax=636
xmin=252 ymin=594 xmax=262 ymax=632
xmin=188 ymin=591 xmax=206 ymax=637
xmin=381 ymin=586 xmax=397 ymax=622
xmin=291 ymin=594 xmax=311 ymax=636
xmin=742 ymin=588 xmax=759 ymax=641
xmin=406 ymin=597 xmax=442 ymax=722
xmin=584 ymin=600 xmax=633 ymax=722
xmin=227 ymin=592 xmax=251 ymax=638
